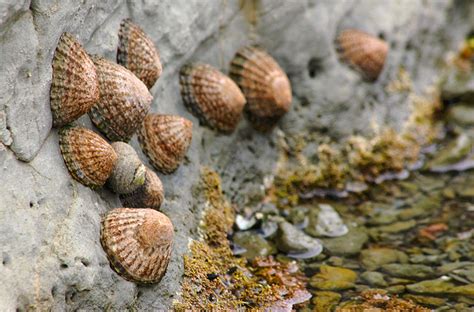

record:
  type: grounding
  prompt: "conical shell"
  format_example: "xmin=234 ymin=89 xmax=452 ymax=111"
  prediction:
xmin=107 ymin=142 xmax=146 ymax=194
xmin=59 ymin=127 xmax=117 ymax=188
xmin=180 ymin=63 xmax=246 ymax=133
xmin=137 ymin=114 xmax=193 ymax=174
xmin=120 ymin=166 xmax=164 ymax=209
xmin=88 ymin=56 xmax=153 ymax=142
xmin=230 ymin=46 xmax=292 ymax=131
xmin=336 ymin=29 xmax=388 ymax=81
xmin=50 ymin=33 xmax=99 ymax=127
xmin=100 ymin=208 xmax=173 ymax=284
xmin=117 ymin=19 xmax=162 ymax=89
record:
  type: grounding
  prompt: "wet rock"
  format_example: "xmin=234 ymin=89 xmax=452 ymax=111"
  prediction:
xmin=448 ymin=284 xmax=474 ymax=297
xmin=275 ymin=221 xmax=323 ymax=259
xmin=286 ymin=205 xmax=309 ymax=228
xmin=387 ymin=277 xmax=414 ymax=285
xmin=305 ymin=204 xmax=348 ymax=238
xmin=232 ymin=231 xmax=276 ymax=260
xmin=438 ymin=261 xmax=474 ymax=275
xmin=381 ymin=264 xmax=435 ymax=279
xmin=309 ymin=265 xmax=357 ymax=291
xmin=367 ymin=206 xmax=399 ymax=225
xmin=386 ymin=285 xmax=406 ymax=294
xmin=360 ymin=271 xmax=387 ymax=287
xmin=398 ymin=194 xmax=441 ymax=220
xmin=259 ymin=218 xmax=279 ymax=238
xmin=360 ymin=248 xmax=409 ymax=270
xmin=403 ymin=294 xmax=446 ymax=307
xmin=321 ymin=226 xmax=368 ymax=256
xmin=311 ymin=291 xmax=341 ymax=312
xmin=456 ymin=179 xmax=474 ymax=198
xmin=410 ymin=254 xmax=446 ymax=265
xmin=426 ymin=134 xmax=473 ymax=172
xmin=442 ymin=65 xmax=474 ymax=104
xmin=373 ymin=219 xmax=417 ymax=234
xmin=447 ymin=104 xmax=474 ymax=127
xmin=235 ymin=214 xmax=257 ymax=231
xmin=406 ymin=278 xmax=455 ymax=294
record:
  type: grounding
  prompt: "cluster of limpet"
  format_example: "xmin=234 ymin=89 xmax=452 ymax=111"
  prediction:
xmin=179 ymin=46 xmax=293 ymax=132
xmin=49 ymin=11 xmax=392 ymax=290
xmin=50 ymin=20 xmax=179 ymax=285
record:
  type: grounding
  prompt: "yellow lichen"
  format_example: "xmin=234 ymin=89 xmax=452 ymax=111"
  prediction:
xmin=271 ymin=92 xmax=442 ymax=207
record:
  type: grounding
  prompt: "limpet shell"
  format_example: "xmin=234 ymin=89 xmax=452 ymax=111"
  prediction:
xmin=59 ymin=127 xmax=117 ymax=188
xmin=336 ymin=29 xmax=388 ymax=81
xmin=88 ymin=56 xmax=152 ymax=142
xmin=137 ymin=114 xmax=193 ymax=174
xmin=120 ymin=166 xmax=164 ymax=209
xmin=180 ymin=63 xmax=246 ymax=133
xmin=50 ymin=33 xmax=99 ymax=127
xmin=117 ymin=19 xmax=162 ymax=89
xmin=230 ymin=46 xmax=292 ymax=131
xmin=100 ymin=208 xmax=173 ymax=284
xmin=107 ymin=142 xmax=146 ymax=194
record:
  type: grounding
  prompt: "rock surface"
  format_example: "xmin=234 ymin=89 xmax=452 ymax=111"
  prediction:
xmin=0 ymin=0 xmax=473 ymax=310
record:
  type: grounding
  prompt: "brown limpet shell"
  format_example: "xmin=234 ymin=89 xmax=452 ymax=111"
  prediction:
xmin=50 ymin=33 xmax=99 ymax=127
xmin=88 ymin=56 xmax=152 ymax=142
xmin=230 ymin=46 xmax=292 ymax=132
xmin=100 ymin=208 xmax=173 ymax=284
xmin=120 ymin=166 xmax=164 ymax=209
xmin=106 ymin=142 xmax=146 ymax=194
xmin=336 ymin=29 xmax=388 ymax=81
xmin=180 ymin=63 xmax=246 ymax=133
xmin=137 ymin=114 xmax=193 ymax=174
xmin=117 ymin=19 xmax=162 ymax=89
xmin=59 ymin=126 xmax=117 ymax=189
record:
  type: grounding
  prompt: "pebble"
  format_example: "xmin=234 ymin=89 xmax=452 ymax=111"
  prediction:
xmin=274 ymin=221 xmax=323 ymax=259
xmin=309 ymin=265 xmax=357 ymax=290
xmin=360 ymin=248 xmax=408 ymax=270
xmin=232 ymin=231 xmax=276 ymax=259
xmin=360 ymin=271 xmax=388 ymax=287
xmin=320 ymin=226 xmax=368 ymax=256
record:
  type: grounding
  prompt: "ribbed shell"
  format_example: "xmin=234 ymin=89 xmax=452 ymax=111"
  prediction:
xmin=120 ymin=166 xmax=164 ymax=209
xmin=107 ymin=142 xmax=146 ymax=194
xmin=100 ymin=208 xmax=173 ymax=284
xmin=336 ymin=29 xmax=388 ymax=81
xmin=230 ymin=46 xmax=292 ymax=131
xmin=59 ymin=127 xmax=117 ymax=188
xmin=180 ymin=63 xmax=246 ymax=133
xmin=137 ymin=114 xmax=193 ymax=174
xmin=117 ymin=19 xmax=162 ymax=89
xmin=88 ymin=56 xmax=152 ymax=142
xmin=50 ymin=33 xmax=99 ymax=127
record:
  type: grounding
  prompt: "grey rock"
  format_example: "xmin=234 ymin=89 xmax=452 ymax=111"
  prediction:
xmin=321 ymin=225 xmax=368 ymax=256
xmin=0 ymin=0 xmax=30 ymax=28
xmin=382 ymin=263 xmax=436 ymax=279
xmin=360 ymin=248 xmax=409 ymax=270
xmin=275 ymin=221 xmax=323 ymax=259
xmin=447 ymin=104 xmax=474 ymax=127
xmin=0 ymin=0 xmax=472 ymax=310
xmin=360 ymin=271 xmax=388 ymax=287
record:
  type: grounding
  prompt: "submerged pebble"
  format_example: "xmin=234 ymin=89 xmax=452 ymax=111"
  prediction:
xmin=309 ymin=265 xmax=357 ymax=290
xmin=275 ymin=221 xmax=323 ymax=259
xmin=232 ymin=231 xmax=276 ymax=259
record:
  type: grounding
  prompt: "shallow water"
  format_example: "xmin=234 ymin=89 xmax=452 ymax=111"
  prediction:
xmin=231 ymin=135 xmax=474 ymax=310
